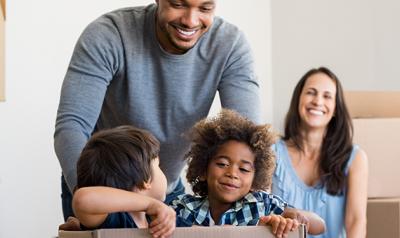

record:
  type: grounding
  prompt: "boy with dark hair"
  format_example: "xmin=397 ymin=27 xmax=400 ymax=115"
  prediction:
xmin=72 ymin=125 xmax=175 ymax=238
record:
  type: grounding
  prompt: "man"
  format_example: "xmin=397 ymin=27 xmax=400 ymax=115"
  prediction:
xmin=55 ymin=0 xmax=261 ymax=221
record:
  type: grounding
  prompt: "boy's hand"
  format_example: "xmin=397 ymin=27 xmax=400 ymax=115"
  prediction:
xmin=58 ymin=216 xmax=81 ymax=231
xmin=258 ymin=215 xmax=299 ymax=238
xmin=146 ymin=200 xmax=176 ymax=238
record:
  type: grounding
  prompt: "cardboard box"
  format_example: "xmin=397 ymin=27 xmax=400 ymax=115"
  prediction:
xmin=0 ymin=0 xmax=4 ymax=101
xmin=367 ymin=198 xmax=400 ymax=238
xmin=346 ymin=91 xmax=400 ymax=198
xmin=345 ymin=91 xmax=400 ymax=118
xmin=59 ymin=225 xmax=306 ymax=238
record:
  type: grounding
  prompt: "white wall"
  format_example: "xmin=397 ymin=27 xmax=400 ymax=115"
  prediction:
xmin=271 ymin=0 xmax=400 ymax=131
xmin=0 ymin=1 xmax=271 ymax=237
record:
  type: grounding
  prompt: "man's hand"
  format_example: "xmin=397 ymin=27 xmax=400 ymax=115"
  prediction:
xmin=58 ymin=216 xmax=81 ymax=231
xmin=258 ymin=215 xmax=299 ymax=238
xmin=146 ymin=200 xmax=176 ymax=238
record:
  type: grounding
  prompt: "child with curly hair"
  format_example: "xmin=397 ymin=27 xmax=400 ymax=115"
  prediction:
xmin=171 ymin=109 xmax=325 ymax=237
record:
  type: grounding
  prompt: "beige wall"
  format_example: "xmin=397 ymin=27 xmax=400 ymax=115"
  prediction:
xmin=271 ymin=0 xmax=400 ymax=132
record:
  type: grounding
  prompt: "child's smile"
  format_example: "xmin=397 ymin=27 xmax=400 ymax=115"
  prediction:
xmin=206 ymin=140 xmax=255 ymax=207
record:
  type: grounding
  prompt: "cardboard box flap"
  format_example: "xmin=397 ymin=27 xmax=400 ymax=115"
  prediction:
xmin=345 ymin=91 xmax=400 ymax=118
xmin=59 ymin=225 xmax=306 ymax=238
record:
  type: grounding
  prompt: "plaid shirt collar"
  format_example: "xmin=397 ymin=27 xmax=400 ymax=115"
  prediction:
xmin=183 ymin=192 xmax=260 ymax=226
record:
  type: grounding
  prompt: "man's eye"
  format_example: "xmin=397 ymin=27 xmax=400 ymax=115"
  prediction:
xmin=170 ymin=2 xmax=184 ymax=8
xmin=200 ymin=7 xmax=213 ymax=12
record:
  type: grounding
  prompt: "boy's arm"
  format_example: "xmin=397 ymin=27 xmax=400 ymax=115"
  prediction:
xmin=73 ymin=186 xmax=175 ymax=236
xmin=282 ymin=207 xmax=326 ymax=235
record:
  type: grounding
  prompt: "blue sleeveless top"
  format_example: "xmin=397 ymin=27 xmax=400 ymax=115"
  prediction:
xmin=272 ymin=139 xmax=358 ymax=238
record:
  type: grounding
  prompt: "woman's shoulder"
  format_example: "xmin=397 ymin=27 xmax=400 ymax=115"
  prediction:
xmin=348 ymin=145 xmax=368 ymax=174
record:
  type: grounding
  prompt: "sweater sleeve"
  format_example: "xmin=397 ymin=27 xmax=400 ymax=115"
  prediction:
xmin=54 ymin=16 xmax=123 ymax=191
xmin=218 ymin=31 xmax=261 ymax=124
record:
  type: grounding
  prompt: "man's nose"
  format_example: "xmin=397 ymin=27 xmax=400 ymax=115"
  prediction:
xmin=180 ymin=9 xmax=200 ymax=28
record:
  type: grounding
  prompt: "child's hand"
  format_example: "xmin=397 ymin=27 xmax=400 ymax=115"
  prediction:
xmin=258 ymin=215 xmax=299 ymax=238
xmin=146 ymin=200 xmax=176 ymax=238
xmin=58 ymin=216 xmax=81 ymax=231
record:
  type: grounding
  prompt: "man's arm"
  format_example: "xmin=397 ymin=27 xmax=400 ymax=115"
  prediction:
xmin=54 ymin=18 xmax=123 ymax=191
xmin=218 ymin=31 xmax=261 ymax=124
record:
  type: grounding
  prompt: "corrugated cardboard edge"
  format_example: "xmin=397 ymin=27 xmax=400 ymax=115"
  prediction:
xmin=0 ymin=0 xmax=4 ymax=101
xmin=58 ymin=230 xmax=94 ymax=238
xmin=59 ymin=225 xmax=306 ymax=238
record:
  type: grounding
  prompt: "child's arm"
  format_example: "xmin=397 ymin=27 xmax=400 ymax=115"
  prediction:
xmin=73 ymin=186 xmax=175 ymax=237
xmin=282 ymin=207 xmax=326 ymax=235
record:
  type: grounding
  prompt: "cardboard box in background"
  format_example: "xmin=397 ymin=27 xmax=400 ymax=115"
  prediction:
xmin=345 ymin=91 xmax=400 ymax=198
xmin=345 ymin=91 xmax=400 ymax=118
xmin=367 ymin=198 xmax=400 ymax=238
xmin=0 ymin=0 xmax=5 ymax=101
xmin=59 ymin=226 xmax=306 ymax=238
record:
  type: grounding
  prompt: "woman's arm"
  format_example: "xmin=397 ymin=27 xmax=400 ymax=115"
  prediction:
xmin=345 ymin=149 xmax=368 ymax=238
xmin=282 ymin=207 xmax=326 ymax=235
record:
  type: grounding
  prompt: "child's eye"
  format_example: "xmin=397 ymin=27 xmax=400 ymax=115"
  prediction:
xmin=216 ymin=162 xmax=228 ymax=168
xmin=239 ymin=167 xmax=251 ymax=173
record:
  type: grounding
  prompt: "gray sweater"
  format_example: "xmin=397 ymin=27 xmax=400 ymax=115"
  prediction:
xmin=55 ymin=4 xmax=261 ymax=192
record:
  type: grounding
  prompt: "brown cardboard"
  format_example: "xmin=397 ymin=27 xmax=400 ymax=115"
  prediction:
xmin=346 ymin=91 xmax=400 ymax=198
xmin=367 ymin=198 xmax=400 ymax=238
xmin=353 ymin=118 xmax=400 ymax=198
xmin=345 ymin=91 xmax=400 ymax=118
xmin=59 ymin=225 xmax=306 ymax=238
xmin=0 ymin=0 xmax=4 ymax=101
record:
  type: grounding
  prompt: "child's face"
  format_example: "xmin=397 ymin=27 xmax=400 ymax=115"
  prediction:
xmin=205 ymin=140 xmax=255 ymax=207
xmin=148 ymin=157 xmax=168 ymax=201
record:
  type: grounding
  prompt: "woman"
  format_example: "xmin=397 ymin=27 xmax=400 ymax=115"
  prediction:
xmin=272 ymin=67 xmax=368 ymax=238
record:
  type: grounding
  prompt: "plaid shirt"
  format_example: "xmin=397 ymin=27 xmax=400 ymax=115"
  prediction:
xmin=171 ymin=191 xmax=288 ymax=227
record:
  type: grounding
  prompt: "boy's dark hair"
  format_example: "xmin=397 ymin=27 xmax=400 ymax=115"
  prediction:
xmin=186 ymin=109 xmax=276 ymax=196
xmin=76 ymin=125 xmax=160 ymax=191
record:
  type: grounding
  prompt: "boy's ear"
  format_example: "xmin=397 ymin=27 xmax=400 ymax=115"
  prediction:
xmin=142 ymin=181 xmax=151 ymax=190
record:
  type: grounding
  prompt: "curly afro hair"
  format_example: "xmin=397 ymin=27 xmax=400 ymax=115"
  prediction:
xmin=185 ymin=109 xmax=277 ymax=197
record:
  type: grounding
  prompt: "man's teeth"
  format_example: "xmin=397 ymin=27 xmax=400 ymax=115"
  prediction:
xmin=309 ymin=109 xmax=324 ymax=116
xmin=177 ymin=28 xmax=196 ymax=36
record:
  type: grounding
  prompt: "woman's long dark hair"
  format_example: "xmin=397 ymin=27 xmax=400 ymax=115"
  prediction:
xmin=283 ymin=67 xmax=353 ymax=195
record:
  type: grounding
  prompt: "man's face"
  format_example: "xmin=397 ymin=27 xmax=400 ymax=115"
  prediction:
xmin=155 ymin=0 xmax=216 ymax=54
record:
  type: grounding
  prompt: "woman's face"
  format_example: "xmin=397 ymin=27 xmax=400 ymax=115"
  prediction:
xmin=298 ymin=73 xmax=337 ymax=131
